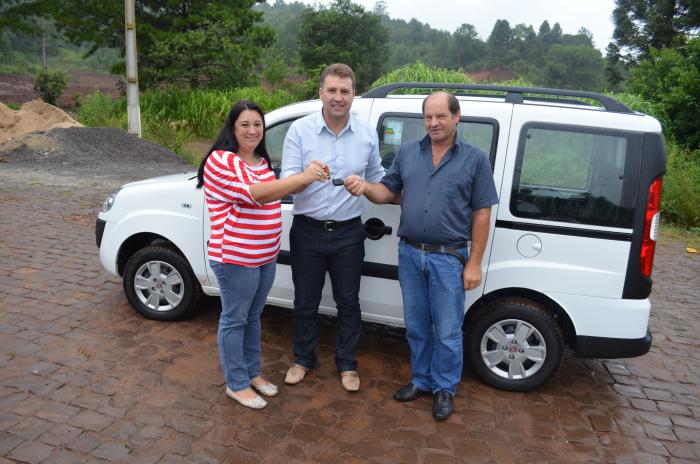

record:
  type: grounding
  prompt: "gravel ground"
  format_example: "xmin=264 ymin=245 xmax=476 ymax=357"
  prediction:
xmin=0 ymin=127 xmax=192 ymax=187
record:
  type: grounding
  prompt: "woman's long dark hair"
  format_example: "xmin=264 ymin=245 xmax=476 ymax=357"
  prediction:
xmin=196 ymin=100 xmax=271 ymax=189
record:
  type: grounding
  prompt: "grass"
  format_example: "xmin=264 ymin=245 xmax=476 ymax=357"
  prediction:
xmin=659 ymin=224 xmax=700 ymax=247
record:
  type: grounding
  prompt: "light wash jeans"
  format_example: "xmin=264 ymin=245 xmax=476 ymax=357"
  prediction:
xmin=398 ymin=240 xmax=467 ymax=395
xmin=210 ymin=260 xmax=276 ymax=392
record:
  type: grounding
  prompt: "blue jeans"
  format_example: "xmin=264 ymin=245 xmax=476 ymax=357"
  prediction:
xmin=398 ymin=240 xmax=467 ymax=395
xmin=210 ymin=260 xmax=276 ymax=392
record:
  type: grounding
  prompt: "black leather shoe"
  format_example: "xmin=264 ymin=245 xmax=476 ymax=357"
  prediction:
xmin=432 ymin=390 xmax=454 ymax=421
xmin=393 ymin=382 xmax=428 ymax=402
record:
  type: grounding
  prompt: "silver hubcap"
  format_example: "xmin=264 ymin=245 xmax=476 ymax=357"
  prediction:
xmin=480 ymin=319 xmax=546 ymax=380
xmin=133 ymin=260 xmax=184 ymax=312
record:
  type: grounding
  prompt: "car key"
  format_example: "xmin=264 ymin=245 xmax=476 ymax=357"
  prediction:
xmin=332 ymin=178 xmax=345 ymax=186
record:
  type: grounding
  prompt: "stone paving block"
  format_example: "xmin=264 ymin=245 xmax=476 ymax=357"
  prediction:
xmin=639 ymin=411 xmax=673 ymax=427
xmin=674 ymin=426 xmax=700 ymax=443
xmin=671 ymin=415 xmax=700 ymax=430
xmin=8 ymin=417 xmax=53 ymax=441
xmin=658 ymin=401 xmax=692 ymax=416
xmin=665 ymin=441 xmax=698 ymax=459
xmin=68 ymin=410 xmax=114 ymax=433
xmin=0 ymin=412 xmax=22 ymax=432
xmin=0 ymin=432 xmax=25 ymax=455
xmin=7 ymin=441 xmax=54 ymax=464
xmin=65 ymin=431 xmax=103 ymax=453
xmin=36 ymin=423 xmax=82 ymax=446
xmin=45 ymin=448 xmax=87 ymax=464
xmin=123 ymin=449 xmax=164 ymax=464
xmin=91 ymin=442 xmax=131 ymax=461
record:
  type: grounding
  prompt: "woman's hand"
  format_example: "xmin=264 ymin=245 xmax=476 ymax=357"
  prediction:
xmin=301 ymin=160 xmax=329 ymax=184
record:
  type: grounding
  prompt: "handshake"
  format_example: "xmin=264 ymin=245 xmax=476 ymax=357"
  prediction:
xmin=302 ymin=161 xmax=366 ymax=196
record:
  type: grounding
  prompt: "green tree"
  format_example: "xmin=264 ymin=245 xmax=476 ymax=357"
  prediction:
xmin=605 ymin=42 xmax=627 ymax=90
xmin=539 ymin=21 xmax=563 ymax=50
xmin=262 ymin=50 xmax=288 ymax=90
xmin=629 ymin=37 xmax=700 ymax=148
xmin=18 ymin=0 xmax=274 ymax=88
xmin=543 ymin=44 xmax=605 ymax=91
xmin=487 ymin=19 xmax=515 ymax=66
xmin=256 ymin=0 xmax=306 ymax=66
xmin=298 ymin=0 xmax=388 ymax=90
xmin=610 ymin=0 xmax=699 ymax=63
xmin=450 ymin=23 xmax=485 ymax=68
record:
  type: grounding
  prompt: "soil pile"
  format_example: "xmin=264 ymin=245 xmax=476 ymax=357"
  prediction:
xmin=0 ymin=100 xmax=83 ymax=143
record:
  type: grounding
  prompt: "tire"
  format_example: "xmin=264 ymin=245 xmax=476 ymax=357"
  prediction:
xmin=466 ymin=299 xmax=564 ymax=391
xmin=123 ymin=245 xmax=200 ymax=321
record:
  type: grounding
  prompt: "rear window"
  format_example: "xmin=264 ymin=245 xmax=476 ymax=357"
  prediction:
xmin=511 ymin=124 xmax=642 ymax=228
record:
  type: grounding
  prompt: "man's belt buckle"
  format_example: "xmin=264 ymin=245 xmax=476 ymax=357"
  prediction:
xmin=323 ymin=221 xmax=336 ymax=232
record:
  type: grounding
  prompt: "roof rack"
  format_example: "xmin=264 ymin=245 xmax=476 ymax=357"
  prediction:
xmin=362 ymin=83 xmax=633 ymax=114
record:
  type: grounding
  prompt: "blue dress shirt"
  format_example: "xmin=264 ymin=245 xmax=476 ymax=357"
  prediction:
xmin=381 ymin=135 xmax=499 ymax=244
xmin=280 ymin=111 xmax=385 ymax=221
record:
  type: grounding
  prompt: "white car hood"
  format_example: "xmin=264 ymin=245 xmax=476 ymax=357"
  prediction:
xmin=122 ymin=172 xmax=197 ymax=189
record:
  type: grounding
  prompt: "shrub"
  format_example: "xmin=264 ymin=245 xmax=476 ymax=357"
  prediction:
xmin=34 ymin=69 xmax=68 ymax=105
xmin=662 ymin=143 xmax=700 ymax=228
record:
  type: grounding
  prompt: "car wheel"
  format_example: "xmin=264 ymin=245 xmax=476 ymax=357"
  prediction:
xmin=467 ymin=299 xmax=564 ymax=391
xmin=123 ymin=245 xmax=200 ymax=321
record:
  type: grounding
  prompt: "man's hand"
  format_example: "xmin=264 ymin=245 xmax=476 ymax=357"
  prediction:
xmin=462 ymin=261 xmax=482 ymax=291
xmin=344 ymin=175 xmax=366 ymax=196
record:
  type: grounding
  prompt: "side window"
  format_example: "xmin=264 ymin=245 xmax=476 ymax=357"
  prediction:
xmin=511 ymin=125 xmax=640 ymax=228
xmin=265 ymin=119 xmax=296 ymax=173
xmin=265 ymin=118 xmax=299 ymax=204
xmin=378 ymin=115 xmax=497 ymax=169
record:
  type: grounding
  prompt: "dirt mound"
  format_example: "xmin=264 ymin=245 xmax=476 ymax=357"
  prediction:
xmin=0 ymin=99 xmax=83 ymax=143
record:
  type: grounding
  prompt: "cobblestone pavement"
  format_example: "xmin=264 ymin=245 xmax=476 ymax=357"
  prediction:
xmin=1 ymin=165 xmax=699 ymax=464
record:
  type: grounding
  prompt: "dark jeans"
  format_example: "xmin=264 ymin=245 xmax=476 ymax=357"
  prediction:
xmin=289 ymin=215 xmax=365 ymax=372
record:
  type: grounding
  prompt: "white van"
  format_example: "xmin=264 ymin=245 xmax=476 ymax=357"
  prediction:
xmin=96 ymin=83 xmax=666 ymax=391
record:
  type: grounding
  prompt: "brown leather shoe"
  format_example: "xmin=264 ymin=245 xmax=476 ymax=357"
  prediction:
xmin=340 ymin=371 xmax=360 ymax=392
xmin=284 ymin=363 xmax=308 ymax=385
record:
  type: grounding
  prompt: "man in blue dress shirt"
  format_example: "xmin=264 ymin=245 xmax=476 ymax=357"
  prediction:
xmin=345 ymin=91 xmax=499 ymax=420
xmin=280 ymin=63 xmax=385 ymax=392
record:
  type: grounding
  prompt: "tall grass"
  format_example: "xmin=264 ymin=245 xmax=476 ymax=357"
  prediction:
xmin=370 ymin=61 xmax=473 ymax=93
xmin=76 ymin=86 xmax=295 ymax=159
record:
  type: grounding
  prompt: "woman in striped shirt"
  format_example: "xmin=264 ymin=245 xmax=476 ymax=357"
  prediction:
xmin=196 ymin=100 xmax=327 ymax=410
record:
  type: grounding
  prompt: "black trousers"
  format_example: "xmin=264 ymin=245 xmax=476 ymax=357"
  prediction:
xmin=289 ymin=215 xmax=365 ymax=372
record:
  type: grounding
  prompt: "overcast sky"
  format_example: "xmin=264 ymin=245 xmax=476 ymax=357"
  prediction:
xmin=294 ymin=0 xmax=617 ymax=51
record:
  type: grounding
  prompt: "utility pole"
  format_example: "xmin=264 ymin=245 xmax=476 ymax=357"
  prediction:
xmin=40 ymin=17 xmax=47 ymax=72
xmin=125 ymin=0 xmax=141 ymax=137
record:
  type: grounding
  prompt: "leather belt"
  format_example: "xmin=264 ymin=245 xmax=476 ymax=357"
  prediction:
xmin=296 ymin=215 xmax=361 ymax=232
xmin=404 ymin=239 xmax=469 ymax=266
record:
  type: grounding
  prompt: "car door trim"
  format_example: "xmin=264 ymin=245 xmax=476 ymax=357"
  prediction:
xmin=495 ymin=220 xmax=633 ymax=241
xmin=277 ymin=251 xmax=398 ymax=280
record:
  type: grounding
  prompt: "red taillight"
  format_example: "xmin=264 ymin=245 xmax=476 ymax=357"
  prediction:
xmin=640 ymin=177 xmax=663 ymax=277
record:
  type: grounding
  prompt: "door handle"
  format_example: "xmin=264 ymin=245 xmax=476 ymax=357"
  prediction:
xmin=364 ymin=218 xmax=392 ymax=240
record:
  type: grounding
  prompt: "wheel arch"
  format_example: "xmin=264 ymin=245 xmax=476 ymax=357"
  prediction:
xmin=117 ymin=233 xmax=187 ymax=276
xmin=465 ymin=287 xmax=577 ymax=350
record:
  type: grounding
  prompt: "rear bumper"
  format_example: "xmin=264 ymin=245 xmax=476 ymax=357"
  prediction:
xmin=575 ymin=329 xmax=652 ymax=358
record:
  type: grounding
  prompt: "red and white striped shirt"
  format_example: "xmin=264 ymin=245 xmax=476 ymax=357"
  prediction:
xmin=203 ymin=150 xmax=281 ymax=267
